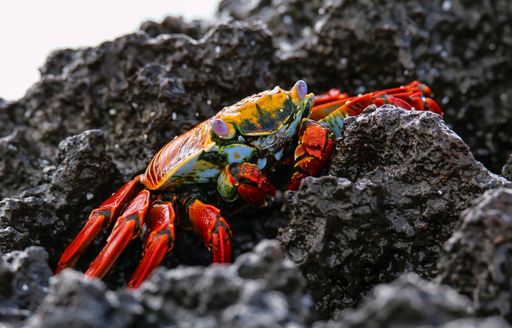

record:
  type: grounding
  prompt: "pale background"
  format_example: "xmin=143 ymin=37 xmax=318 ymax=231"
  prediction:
xmin=0 ymin=1 xmax=219 ymax=101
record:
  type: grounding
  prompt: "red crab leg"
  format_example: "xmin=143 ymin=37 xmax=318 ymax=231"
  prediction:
xmin=288 ymin=119 xmax=335 ymax=190
xmin=313 ymin=88 xmax=349 ymax=106
xmin=188 ymin=199 xmax=232 ymax=263
xmin=55 ymin=177 xmax=142 ymax=273
xmin=127 ymin=201 xmax=175 ymax=288
xmin=85 ymin=189 xmax=150 ymax=279
xmin=311 ymin=80 xmax=442 ymax=120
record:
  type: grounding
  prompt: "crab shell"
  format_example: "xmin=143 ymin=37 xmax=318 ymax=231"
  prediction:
xmin=142 ymin=81 xmax=313 ymax=192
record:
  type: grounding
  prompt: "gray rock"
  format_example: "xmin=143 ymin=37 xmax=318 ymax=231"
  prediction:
xmin=502 ymin=155 xmax=512 ymax=181
xmin=26 ymin=240 xmax=312 ymax=328
xmin=0 ymin=129 xmax=41 ymax=199
xmin=0 ymin=247 xmax=52 ymax=323
xmin=314 ymin=273 xmax=510 ymax=328
xmin=438 ymin=188 xmax=512 ymax=321
xmin=278 ymin=106 xmax=507 ymax=318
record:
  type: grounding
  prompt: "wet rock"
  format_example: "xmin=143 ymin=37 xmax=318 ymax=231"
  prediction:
xmin=220 ymin=0 xmax=512 ymax=172
xmin=27 ymin=240 xmax=312 ymax=328
xmin=502 ymin=155 xmax=512 ymax=181
xmin=0 ymin=247 xmax=52 ymax=323
xmin=314 ymin=273 xmax=511 ymax=328
xmin=0 ymin=130 xmax=118 ymax=268
xmin=278 ymin=106 xmax=508 ymax=318
xmin=438 ymin=188 xmax=512 ymax=322
xmin=0 ymin=198 xmax=57 ymax=255
xmin=0 ymin=129 xmax=42 ymax=199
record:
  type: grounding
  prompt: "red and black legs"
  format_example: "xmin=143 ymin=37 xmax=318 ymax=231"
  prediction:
xmin=310 ymin=80 xmax=443 ymax=121
xmin=128 ymin=201 xmax=175 ymax=288
xmin=85 ymin=189 xmax=151 ymax=278
xmin=56 ymin=176 xmax=176 ymax=288
xmin=56 ymin=176 xmax=143 ymax=273
xmin=288 ymin=119 xmax=336 ymax=190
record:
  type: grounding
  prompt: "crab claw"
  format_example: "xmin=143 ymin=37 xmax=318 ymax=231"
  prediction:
xmin=188 ymin=199 xmax=232 ymax=263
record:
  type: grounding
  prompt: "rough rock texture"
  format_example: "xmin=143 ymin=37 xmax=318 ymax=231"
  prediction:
xmin=3 ymin=20 xmax=276 ymax=185
xmin=438 ymin=188 xmax=512 ymax=322
xmin=314 ymin=273 xmax=511 ymax=328
xmin=278 ymin=106 xmax=508 ymax=318
xmin=219 ymin=0 xmax=512 ymax=173
xmin=0 ymin=247 xmax=52 ymax=324
xmin=25 ymin=240 xmax=312 ymax=328
xmin=502 ymin=155 xmax=512 ymax=181
xmin=0 ymin=129 xmax=42 ymax=200
xmin=0 ymin=130 xmax=118 ymax=266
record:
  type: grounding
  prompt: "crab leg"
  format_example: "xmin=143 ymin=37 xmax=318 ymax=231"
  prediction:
xmin=127 ymin=201 xmax=175 ymax=288
xmin=188 ymin=199 xmax=232 ymax=263
xmin=85 ymin=189 xmax=150 ymax=279
xmin=55 ymin=176 xmax=142 ymax=273
xmin=310 ymin=80 xmax=442 ymax=121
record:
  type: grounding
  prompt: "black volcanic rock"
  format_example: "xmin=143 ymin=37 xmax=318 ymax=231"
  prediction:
xmin=314 ymin=273 xmax=511 ymax=328
xmin=502 ymin=155 xmax=512 ymax=181
xmin=0 ymin=247 xmax=52 ymax=324
xmin=26 ymin=240 xmax=312 ymax=328
xmin=438 ymin=188 xmax=512 ymax=322
xmin=278 ymin=106 xmax=508 ymax=318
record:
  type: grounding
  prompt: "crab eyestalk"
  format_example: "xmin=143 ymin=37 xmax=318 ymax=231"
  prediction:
xmin=212 ymin=119 xmax=235 ymax=139
xmin=291 ymin=80 xmax=308 ymax=100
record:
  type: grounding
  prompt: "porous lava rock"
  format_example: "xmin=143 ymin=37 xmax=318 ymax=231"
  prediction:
xmin=314 ymin=273 xmax=511 ymax=328
xmin=502 ymin=155 xmax=512 ymax=181
xmin=0 ymin=247 xmax=52 ymax=324
xmin=0 ymin=130 xmax=118 ymax=265
xmin=438 ymin=188 xmax=512 ymax=322
xmin=25 ymin=240 xmax=312 ymax=328
xmin=278 ymin=106 xmax=508 ymax=318
xmin=0 ymin=0 xmax=511 ymax=325
xmin=0 ymin=129 xmax=42 ymax=199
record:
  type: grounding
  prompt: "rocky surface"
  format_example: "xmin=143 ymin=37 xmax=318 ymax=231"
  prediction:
xmin=0 ymin=247 xmax=52 ymax=324
xmin=314 ymin=273 xmax=511 ymax=328
xmin=1 ymin=0 xmax=512 ymax=326
xmin=438 ymin=188 xmax=512 ymax=322
xmin=502 ymin=154 xmax=512 ymax=181
xmin=278 ymin=106 xmax=508 ymax=318
xmin=24 ymin=240 xmax=311 ymax=328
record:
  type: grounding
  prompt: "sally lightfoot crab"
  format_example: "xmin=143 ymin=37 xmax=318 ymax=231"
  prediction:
xmin=55 ymin=80 xmax=442 ymax=288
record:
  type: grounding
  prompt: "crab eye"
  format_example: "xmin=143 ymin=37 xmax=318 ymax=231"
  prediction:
xmin=212 ymin=119 xmax=235 ymax=139
xmin=294 ymin=80 xmax=308 ymax=100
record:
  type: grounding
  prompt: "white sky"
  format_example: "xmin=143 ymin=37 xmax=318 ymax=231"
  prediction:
xmin=0 ymin=1 xmax=219 ymax=101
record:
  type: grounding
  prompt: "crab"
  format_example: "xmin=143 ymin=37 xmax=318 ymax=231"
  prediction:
xmin=55 ymin=80 xmax=442 ymax=288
